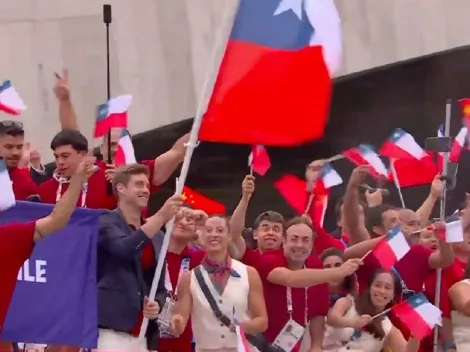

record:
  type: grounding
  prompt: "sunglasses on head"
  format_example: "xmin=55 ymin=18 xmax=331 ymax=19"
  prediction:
xmin=0 ymin=120 xmax=24 ymax=130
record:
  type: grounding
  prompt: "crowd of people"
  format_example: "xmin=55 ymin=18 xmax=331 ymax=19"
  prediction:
xmin=1 ymin=72 xmax=470 ymax=352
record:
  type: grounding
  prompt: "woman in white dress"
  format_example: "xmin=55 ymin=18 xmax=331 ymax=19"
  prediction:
xmin=170 ymin=215 xmax=268 ymax=352
xmin=448 ymin=261 xmax=470 ymax=350
xmin=323 ymin=269 xmax=420 ymax=352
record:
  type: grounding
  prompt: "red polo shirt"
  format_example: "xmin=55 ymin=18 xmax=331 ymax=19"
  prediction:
xmin=158 ymin=248 xmax=205 ymax=352
xmin=0 ymin=222 xmax=35 ymax=330
xmin=39 ymin=165 xmax=116 ymax=209
xmin=9 ymin=167 xmax=40 ymax=201
xmin=312 ymin=223 xmax=346 ymax=254
xmin=242 ymin=247 xmax=329 ymax=343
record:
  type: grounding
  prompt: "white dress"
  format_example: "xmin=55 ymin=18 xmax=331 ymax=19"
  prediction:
xmin=451 ymin=279 xmax=470 ymax=350
xmin=190 ymin=259 xmax=259 ymax=352
xmin=322 ymin=299 xmax=392 ymax=352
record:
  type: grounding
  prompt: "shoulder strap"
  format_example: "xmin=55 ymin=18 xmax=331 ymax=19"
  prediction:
xmin=194 ymin=266 xmax=232 ymax=326
xmin=193 ymin=266 xmax=279 ymax=352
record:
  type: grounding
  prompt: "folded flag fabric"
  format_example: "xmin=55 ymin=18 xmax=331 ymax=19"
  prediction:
xmin=182 ymin=186 xmax=226 ymax=215
xmin=0 ymin=201 xmax=100 ymax=348
xmin=0 ymin=159 xmax=16 ymax=211
xmin=115 ymin=129 xmax=136 ymax=167
xmin=379 ymin=128 xmax=427 ymax=160
xmin=392 ymin=292 xmax=442 ymax=340
xmin=0 ymin=80 xmax=26 ymax=115
xmin=198 ymin=0 xmax=332 ymax=146
xmin=319 ymin=162 xmax=342 ymax=188
xmin=248 ymin=145 xmax=271 ymax=176
xmin=94 ymin=95 xmax=132 ymax=138
xmin=372 ymin=226 xmax=410 ymax=271
xmin=437 ymin=215 xmax=464 ymax=243
xmin=343 ymin=144 xmax=388 ymax=178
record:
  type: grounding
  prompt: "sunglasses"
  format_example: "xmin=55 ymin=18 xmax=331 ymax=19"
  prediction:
xmin=0 ymin=120 xmax=24 ymax=130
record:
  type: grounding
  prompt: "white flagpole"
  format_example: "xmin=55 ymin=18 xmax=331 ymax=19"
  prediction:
xmin=138 ymin=1 xmax=238 ymax=338
xmin=433 ymin=100 xmax=452 ymax=352
xmin=389 ymin=158 xmax=405 ymax=208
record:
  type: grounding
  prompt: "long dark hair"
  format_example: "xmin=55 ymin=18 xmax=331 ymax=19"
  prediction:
xmin=320 ymin=248 xmax=357 ymax=296
xmin=354 ymin=269 xmax=402 ymax=339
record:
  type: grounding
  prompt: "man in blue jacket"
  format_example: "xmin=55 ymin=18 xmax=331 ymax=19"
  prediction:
xmin=97 ymin=163 xmax=183 ymax=351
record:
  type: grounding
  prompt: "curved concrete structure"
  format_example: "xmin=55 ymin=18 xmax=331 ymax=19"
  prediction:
xmin=1 ymin=0 xmax=469 ymax=161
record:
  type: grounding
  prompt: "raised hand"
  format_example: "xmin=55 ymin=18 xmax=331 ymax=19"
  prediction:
xmin=53 ymin=69 xmax=71 ymax=102
xmin=242 ymin=175 xmax=255 ymax=199
xmin=157 ymin=195 xmax=184 ymax=222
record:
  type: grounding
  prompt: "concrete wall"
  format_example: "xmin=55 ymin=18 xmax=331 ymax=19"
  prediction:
xmin=1 ymin=0 xmax=469 ymax=162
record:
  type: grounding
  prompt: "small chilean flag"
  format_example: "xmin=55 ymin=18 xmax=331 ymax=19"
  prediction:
xmin=372 ymin=226 xmax=410 ymax=271
xmin=379 ymin=128 xmax=427 ymax=160
xmin=0 ymin=80 xmax=26 ymax=115
xmin=233 ymin=307 xmax=251 ymax=352
xmin=459 ymin=98 xmax=470 ymax=146
xmin=450 ymin=127 xmax=467 ymax=163
xmin=94 ymin=95 xmax=132 ymax=138
xmin=115 ymin=129 xmax=136 ymax=167
xmin=248 ymin=145 xmax=271 ymax=176
xmin=436 ymin=215 xmax=464 ymax=243
xmin=392 ymin=293 xmax=442 ymax=340
xmin=319 ymin=163 xmax=342 ymax=188
xmin=0 ymin=159 xmax=16 ymax=211
xmin=343 ymin=144 xmax=388 ymax=178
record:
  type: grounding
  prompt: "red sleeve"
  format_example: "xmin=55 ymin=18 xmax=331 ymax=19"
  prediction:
xmin=312 ymin=223 xmax=345 ymax=254
xmin=445 ymin=261 xmax=465 ymax=288
xmin=415 ymin=245 xmax=434 ymax=277
xmin=0 ymin=222 xmax=35 ymax=266
xmin=241 ymin=248 xmax=284 ymax=279
xmin=141 ymin=159 xmax=159 ymax=193
xmin=38 ymin=180 xmax=56 ymax=204
xmin=306 ymin=255 xmax=329 ymax=317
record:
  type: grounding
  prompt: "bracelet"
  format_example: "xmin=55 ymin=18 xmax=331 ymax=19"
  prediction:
xmin=442 ymin=342 xmax=456 ymax=350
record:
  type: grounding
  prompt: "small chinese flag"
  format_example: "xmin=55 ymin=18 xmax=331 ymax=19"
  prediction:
xmin=182 ymin=186 xmax=226 ymax=215
xmin=459 ymin=98 xmax=470 ymax=145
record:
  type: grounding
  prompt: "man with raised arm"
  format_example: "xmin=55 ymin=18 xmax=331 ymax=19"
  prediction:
xmin=0 ymin=154 xmax=95 ymax=330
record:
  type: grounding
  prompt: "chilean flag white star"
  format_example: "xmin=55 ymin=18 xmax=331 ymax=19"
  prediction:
xmin=273 ymin=0 xmax=304 ymax=19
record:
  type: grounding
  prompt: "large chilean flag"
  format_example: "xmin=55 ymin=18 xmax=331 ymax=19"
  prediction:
xmin=199 ymin=0 xmax=334 ymax=146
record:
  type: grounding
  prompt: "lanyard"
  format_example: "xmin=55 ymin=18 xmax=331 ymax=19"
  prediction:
xmin=286 ymin=286 xmax=308 ymax=325
xmin=165 ymin=257 xmax=190 ymax=296
xmin=56 ymin=180 xmax=88 ymax=208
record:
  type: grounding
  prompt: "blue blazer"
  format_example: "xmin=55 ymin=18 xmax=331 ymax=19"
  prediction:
xmin=97 ymin=209 xmax=167 ymax=348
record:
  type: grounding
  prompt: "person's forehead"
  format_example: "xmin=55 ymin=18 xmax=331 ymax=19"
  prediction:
xmin=286 ymin=223 xmax=312 ymax=236
xmin=259 ymin=219 xmax=282 ymax=227
xmin=2 ymin=134 xmax=24 ymax=144
xmin=398 ymin=208 xmax=417 ymax=221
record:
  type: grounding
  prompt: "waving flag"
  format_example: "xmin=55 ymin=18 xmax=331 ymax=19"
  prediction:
xmin=248 ymin=145 xmax=271 ymax=176
xmin=182 ymin=186 xmax=225 ymax=215
xmin=436 ymin=215 xmax=464 ymax=243
xmin=450 ymin=127 xmax=467 ymax=163
xmin=94 ymin=95 xmax=132 ymax=138
xmin=0 ymin=202 xmax=100 ymax=348
xmin=343 ymin=144 xmax=388 ymax=178
xmin=115 ymin=129 xmax=136 ymax=167
xmin=0 ymin=159 xmax=15 ymax=211
xmin=319 ymin=163 xmax=342 ymax=188
xmin=372 ymin=226 xmax=410 ymax=271
xmin=379 ymin=128 xmax=427 ymax=160
xmin=392 ymin=293 xmax=442 ymax=340
xmin=199 ymin=0 xmax=335 ymax=146
xmin=0 ymin=80 xmax=26 ymax=115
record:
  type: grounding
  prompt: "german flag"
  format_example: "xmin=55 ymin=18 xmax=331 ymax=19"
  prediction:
xmin=182 ymin=186 xmax=226 ymax=215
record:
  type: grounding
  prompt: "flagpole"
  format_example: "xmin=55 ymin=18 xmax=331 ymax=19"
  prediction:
xmin=138 ymin=1 xmax=237 ymax=338
xmin=389 ymin=158 xmax=405 ymax=208
xmin=433 ymin=100 xmax=451 ymax=352
xmin=102 ymin=4 xmax=113 ymax=195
